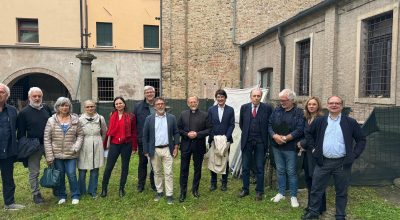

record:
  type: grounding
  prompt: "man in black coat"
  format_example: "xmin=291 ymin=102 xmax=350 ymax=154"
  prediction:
xmin=17 ymin=87 xmax=51 ymax=204
xmin=133 ymin=85 xmax=156 ymax=192
xmin=302 ymin=96 xmax=366 ymax=220
xmin=238 ymin=88 xmax=272 ymax=201
xmin=0 ymin=83 xmax=25 ymax=210
xmin=178 ymin=96 xmax=212 ymax=202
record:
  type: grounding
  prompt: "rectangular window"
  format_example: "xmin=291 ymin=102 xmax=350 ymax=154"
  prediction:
xmin=97 ymin=77 xmax=114 ymax=101
xmin=297 ymin=39 xmax=310 ymax=96
xmin=260 ymin=68 xmax=273 ymax=99
xmin=96 ymin=22 xmax=112 ymax=46
xmin=144 ymin=78 xmax=160 ymax=97
xmin=17 ymin=19 xmax=39 ymax=43
xmin=144 ymin=25 xmax=159 ymax=48
xmin=364 ymin=12 xmax=392 ymax=98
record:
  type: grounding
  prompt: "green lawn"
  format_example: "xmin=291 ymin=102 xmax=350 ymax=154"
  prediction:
xmin=1 ymin=156 xmax=399 ymax=220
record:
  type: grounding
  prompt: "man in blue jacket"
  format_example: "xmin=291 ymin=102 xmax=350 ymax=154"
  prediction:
xmin=0 ymin=83 xmax=25 ymax=210
xmin=302 ymin=96 xmax=366 ymax=220
xmin=238 ymin=88 xmax=272 ymax=201
xmin=207 ymin=89 xmax=235 ymax=192
xmin=143 ymin=97 xmax=180 ymax=205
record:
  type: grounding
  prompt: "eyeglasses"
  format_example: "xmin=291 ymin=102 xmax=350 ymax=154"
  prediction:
xmin=279 ymin=99 xmax=290 ymax=102
xmin=85 ymin=106 xmax=95 ymax=108
xmin=155 ymin=103 xmax=165 ymax=106
xmin=328 ymin=102 xmax=342 ymax=106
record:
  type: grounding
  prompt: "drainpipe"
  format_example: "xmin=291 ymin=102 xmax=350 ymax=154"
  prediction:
xmin=278 ymin=27 xmax=285 ymax=91
xmin=239 ymin=47 xmax=244 ymax=88
xmin=184 ymin=0 xmax=189 ymax=98
xmin=159 ymin=0 xmax=163 ymax=97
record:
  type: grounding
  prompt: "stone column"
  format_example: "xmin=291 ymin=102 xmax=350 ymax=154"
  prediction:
xmin=76 ymin=51 xmax=96 ymax=112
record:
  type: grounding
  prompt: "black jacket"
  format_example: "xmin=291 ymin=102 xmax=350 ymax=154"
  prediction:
xmin=133 ymin=99 xmax=152 ymax=143
xmin=305 ymin=115 xmax=366 ymax=166
xmin=178 ymin=109 xmax=212 ymax=154
xmin=0 ymin=104 xmax=18 ymax=159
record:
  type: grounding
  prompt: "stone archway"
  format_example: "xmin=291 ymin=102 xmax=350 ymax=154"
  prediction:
xmin=4 ymin=68 xmax=76 ymax=110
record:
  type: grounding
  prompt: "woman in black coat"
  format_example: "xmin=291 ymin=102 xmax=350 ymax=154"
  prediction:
xmin=297 ymin=96 xmax=326 ymax=215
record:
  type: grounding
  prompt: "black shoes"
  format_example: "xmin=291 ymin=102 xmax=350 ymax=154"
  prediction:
xmin=33 ymin=193 xmax=44 ymax=204
xmin=302 ymin=212 xmax=320 ymax=220
xmin=192 ymin=190 xmax=200 ymax=198
xmin=100 ymin=188 xmax=107 ymax=197
xmin=221 ymin=183 xmax=227 ymax=191
xmin=137 ymin=185 xmax=144 ymax=193
xmin=238 ymin=190 xmax=249 ymax=198
xmin=151 ymin=184 xmax=157 ymax=192
xmin=255 ymin=192 xmax=263 ymax=201
xmin=179 ymin=192 xmax=186 ymax=203
xmin=119 ymin=188 xmax=126 ymax=197
xmin=209 ymin=183 xmax=217 ymax=191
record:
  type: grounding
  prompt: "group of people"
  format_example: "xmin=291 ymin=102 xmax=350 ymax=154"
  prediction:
xmin=0 ymin=82 xmax=366 ymax=220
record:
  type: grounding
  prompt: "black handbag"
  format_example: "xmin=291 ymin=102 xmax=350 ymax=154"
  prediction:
xmin=17 ymin=137 xmax=40 ymax=159
xmin=40 ymin=165 xmax=61 ymax=188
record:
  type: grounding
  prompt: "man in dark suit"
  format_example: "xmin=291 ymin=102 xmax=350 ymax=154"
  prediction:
xmin=302 ymin=96 xmax=366 ymax=220
xmin=238 ymin=88 xmax=272 ymax=201
xmin=133 ymin=85 xmax=156 ymax=192
xmin=178 ymin=96 xmax=212 ymax=202
xmin=0 ymin=83 xmax=25 ymax=210
xmin=208 ymin=89 xmax=235 ymax=192
xmin=143 ymin=97 xmax=180 ymax=205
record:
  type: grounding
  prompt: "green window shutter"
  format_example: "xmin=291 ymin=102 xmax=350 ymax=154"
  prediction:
xmin=144 ymin=25 xmax=159 ymax=48
xmin=97 ymin=22 xmax=112 ymax=46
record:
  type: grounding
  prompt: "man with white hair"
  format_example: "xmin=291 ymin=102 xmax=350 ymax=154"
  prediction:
xmin=0 ymin=83 xmax=25 ymax=210
xmin=17 ymin=87 xmax=52 ymax=204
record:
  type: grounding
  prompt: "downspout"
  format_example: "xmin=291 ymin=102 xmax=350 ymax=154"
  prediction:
xmin=159 ymin=0 xmax=163 ymax=97
xmin=239 ymin=47 xmax=244 ymax=88
xmin=79 ymin=0 xmax=84 ymax=52
xmin=278 ymin=27 xmax=285 ymax=91
xmin=184 ymin=0 xmax=189 ymax=98
xmin=231 ymin=0 xmax=239 ymax=45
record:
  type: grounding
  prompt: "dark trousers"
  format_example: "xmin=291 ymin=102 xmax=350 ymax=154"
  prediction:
xmin=210 ymin=161 xmax=229 ymax=184
xmin=180 ymin=149 xmax=204 ymax=193
xmin=0 ymin=157 xmax=15 ymax=205
xmin=137 ymin=143 xmax=155 ymax=188
xmin=304 ymin=156 xmax=326 ymax=214
xmin=102 ymin=143 xmax=132 ymax=189
xmin=241 ymin=142 xmax=265 ymax=193
xmin=309 ymin=157 xmax=351 ymax=220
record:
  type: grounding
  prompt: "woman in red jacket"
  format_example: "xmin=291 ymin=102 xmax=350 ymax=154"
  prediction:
xmin=100 ymin=96 xmax=137 ymax=198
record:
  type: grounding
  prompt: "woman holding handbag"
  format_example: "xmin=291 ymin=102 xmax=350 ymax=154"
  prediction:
xmin=100 ymin=96 xmax=138 ymax=198
xmin=44 ymin=97 xmax=84 ymax=205
xmin=78 ymin=100 xmax=107 ymax=198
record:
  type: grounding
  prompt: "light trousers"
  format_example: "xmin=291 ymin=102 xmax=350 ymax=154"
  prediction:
xmin=150 ymin=147 xmax=174 ymax=196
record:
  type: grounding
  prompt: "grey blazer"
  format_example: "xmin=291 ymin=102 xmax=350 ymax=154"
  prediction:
xmin=142 ymin=113 xmax=180 ymax=157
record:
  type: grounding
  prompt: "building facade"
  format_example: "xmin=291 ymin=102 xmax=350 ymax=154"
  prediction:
xmin=0 ymin=0 xmax=160 ymax=109
xmin=241 ymin=0 xmax=400 ymax=121
xmin=161 ymin=0 xmax=321 ymax=99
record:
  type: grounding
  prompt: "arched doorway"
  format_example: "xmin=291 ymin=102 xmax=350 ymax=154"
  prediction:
xmin=8 ymin=73 xmax=71 ymax=110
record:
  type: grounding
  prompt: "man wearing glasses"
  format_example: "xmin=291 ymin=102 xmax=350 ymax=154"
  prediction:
xmin=133 ymin=86 xmax=156 ymax=192
xmin=143 ymin=97 xmax=180 ymax=204
xmin=302 ymin=96 xmax=366 ymax=220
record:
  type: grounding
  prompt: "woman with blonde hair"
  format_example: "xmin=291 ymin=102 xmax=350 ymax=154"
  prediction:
xmin=298 ymin=96 xmax=326 ymax=215
xmin=78 ymin=100 xmax=107 ymax=198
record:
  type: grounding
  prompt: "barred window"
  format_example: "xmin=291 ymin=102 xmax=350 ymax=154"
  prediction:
xmin=97 ymin=77 xmax=114 ymax=101
xmin=18 ymin=19 xmax=39 ymax=43
xmin=363 ymin=12 xmax=392 ymax=98
xmin=144 ymin=78 xmax=160 ymax=97
xmin=296 ymin=39 xmax=310 ymax=96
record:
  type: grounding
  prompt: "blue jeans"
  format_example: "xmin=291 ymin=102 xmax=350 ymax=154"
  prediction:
xmin=272 ymin=147 xmax=298 ymax=197
xmin=78 ymin=168 xmax=99 ymax=196
xmin=241 ymin=142 xmax=265 ymax=193
xmin=54 ymin=159 xmax=79 ymax=200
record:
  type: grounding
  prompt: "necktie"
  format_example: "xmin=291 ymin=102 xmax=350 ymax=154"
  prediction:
xmin=252 ymin=106 xmax=257 ymax=118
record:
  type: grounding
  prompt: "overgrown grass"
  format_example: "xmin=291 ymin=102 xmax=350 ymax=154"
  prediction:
xmin=1 ymin=156 xmax=399 ymax=219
